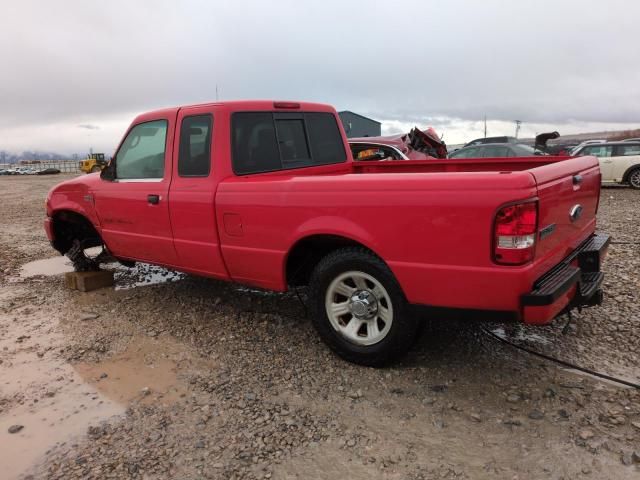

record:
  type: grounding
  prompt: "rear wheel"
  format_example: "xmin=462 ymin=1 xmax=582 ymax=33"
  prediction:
xmin=628 ymin=167 xmax=640 ymax=189
xmin=90 ymin=165 xmax=101 ymax=173
xmin=308 ymin=247 xmax=419 ymax=366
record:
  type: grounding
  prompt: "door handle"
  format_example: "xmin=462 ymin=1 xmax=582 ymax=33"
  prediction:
xmin=147 ymin=194 xmax=160 ymax=205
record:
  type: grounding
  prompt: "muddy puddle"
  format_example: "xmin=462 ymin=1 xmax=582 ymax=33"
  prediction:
xmin=18 ymin=255 xmax=74 ymax=278
xmin=16 ymin=255 xmax=184 ymax=292
xmin=74 ymin=336 xmax=194 ymax=405
xmin=0 ymin=305 xmax=120 ymax=478
xmin=0 ymin=289 xmax=197 ymax=479
xmin=490 ymin=325 xmax=551 ymax=345
xmin=112 ymin=263 xmax=184 ymax=291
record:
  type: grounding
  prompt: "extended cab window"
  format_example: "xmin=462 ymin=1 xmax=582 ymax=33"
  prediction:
xmin=116 ymin=120 xmax=167 ymax=179
xmin=179 ymin=115 xmax=212 ymax=177
xmin=232 ymin=112 xmax=346 ymax=175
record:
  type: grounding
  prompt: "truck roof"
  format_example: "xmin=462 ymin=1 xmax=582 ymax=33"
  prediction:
xmin=135 ymin=100 xmax=336 ymax=122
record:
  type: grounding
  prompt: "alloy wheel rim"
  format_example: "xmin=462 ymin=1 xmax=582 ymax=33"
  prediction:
xmin=325 ymin=271 xmax=393 ymax=346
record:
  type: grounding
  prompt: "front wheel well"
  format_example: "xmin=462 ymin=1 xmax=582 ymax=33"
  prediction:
xmin=285 ymin=235 xmax=379 ymax=287
xmin=51 ymin=210 xmax=102 ymax=254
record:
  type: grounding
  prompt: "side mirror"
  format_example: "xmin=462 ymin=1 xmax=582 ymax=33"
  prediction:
xmin=100 ymin=158 xmax=115 ymax=181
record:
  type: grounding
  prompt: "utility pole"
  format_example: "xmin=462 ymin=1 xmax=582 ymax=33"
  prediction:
xmin=514 ymin=120 xmax=522 ymax=138
xmin=483 ymin=115 xmax=487 ymax=138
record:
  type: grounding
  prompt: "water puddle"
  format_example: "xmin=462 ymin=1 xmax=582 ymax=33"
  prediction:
xmin=74 ymin=336 xmax=190 ymax=405
xmin=234 ymin=285 xmax=281 ymax=297
xmin=112 ymin=263 xmax=184 ymax=291
xmin=491 ymin=325 xmax=551 ymax=345
xmin=19 ymin=256 xmax=74 ymax=278
xmin=0 ymin=317 xmax=122 ymax=479
xmin=0 ymin=290 xmax=198 ymax=479
xmin=17 ymin=256 xmax=184 ymax=292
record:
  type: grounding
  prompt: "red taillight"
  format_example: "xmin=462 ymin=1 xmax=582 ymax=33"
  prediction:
xmin=273 ymin=102 xmax=300 ymax=109
xmin=493 ymin=201 xmax=538 ymax=265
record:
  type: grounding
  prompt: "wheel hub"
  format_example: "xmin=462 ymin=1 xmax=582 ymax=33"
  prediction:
xmin=349 ymin=290 xmax=378 ymax=319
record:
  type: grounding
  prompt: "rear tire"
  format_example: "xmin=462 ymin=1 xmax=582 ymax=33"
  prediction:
xmin=308 ymin=247 xmax=419 ymax=366
xmin=627 ymin=167 xmax=640 ymax=189
xmin=90 ymin=165 xmax=101 ymax=173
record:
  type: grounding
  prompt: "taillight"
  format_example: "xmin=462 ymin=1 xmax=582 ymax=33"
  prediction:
xmin=493 ymin=201 xmax=538 ymax=265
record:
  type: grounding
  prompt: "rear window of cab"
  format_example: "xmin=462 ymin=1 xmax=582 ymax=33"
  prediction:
xmin=231 ymin=112 xmax=346 ymax=175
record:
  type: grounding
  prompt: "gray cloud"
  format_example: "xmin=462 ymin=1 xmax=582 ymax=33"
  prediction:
xmin=1 ymin=0 xmax=638 ymax=151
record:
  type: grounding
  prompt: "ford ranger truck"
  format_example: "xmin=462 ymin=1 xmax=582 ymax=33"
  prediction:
xmin=44 ymin=100 xmax=609 ymax=366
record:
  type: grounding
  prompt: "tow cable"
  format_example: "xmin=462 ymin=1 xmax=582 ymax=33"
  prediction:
xmin=481 ymin=325 xmax=640 ymax=390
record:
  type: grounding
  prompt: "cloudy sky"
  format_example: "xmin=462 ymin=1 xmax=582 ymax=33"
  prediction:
xmin=1 ymin=0 xmax=638 ymax=154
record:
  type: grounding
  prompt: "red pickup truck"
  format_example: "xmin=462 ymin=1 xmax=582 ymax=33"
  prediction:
xmin=45 ymin=100 xmax=609 ymax=366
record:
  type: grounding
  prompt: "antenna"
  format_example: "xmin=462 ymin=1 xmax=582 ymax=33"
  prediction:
xmin=216 ymin=84 xmax=219 ymax=101
xmin=484 ymin=115 xmax=487 ymax=138
xmin=514 ymin=120 xmax=522 ymax=138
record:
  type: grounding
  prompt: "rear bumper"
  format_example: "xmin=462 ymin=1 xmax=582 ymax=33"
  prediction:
xmin=521 ymin=233 xmax=610 ymax=324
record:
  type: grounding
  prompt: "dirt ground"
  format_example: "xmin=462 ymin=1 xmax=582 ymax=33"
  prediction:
xmin=0 ymin=174 xmax=639 ymax=480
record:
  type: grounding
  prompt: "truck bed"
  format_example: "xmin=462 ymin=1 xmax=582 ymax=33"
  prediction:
xmin=351 ymin=156 xmax=573 ymax=174
xmin=217 ymin=154 xmax=600 ymax=321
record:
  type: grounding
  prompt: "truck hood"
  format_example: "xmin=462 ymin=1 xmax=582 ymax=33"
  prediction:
xmin=49 ymin=172 xmax=102 ymax=192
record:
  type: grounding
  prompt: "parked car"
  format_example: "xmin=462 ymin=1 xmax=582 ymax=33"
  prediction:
xmin=36 ymin=168 xmax=61 ymax=175
xmin=45 ymin=100 xmax=608 ymax=366
xmin=463 ymin=136 xmax=519 ymax=148
xmin=448 ymin=143 xmax=546 ymax=158
xmin=569 ymin=140 xmax=606 ymax=155
xmin=571 ymin=142 xmax=640 ymax=189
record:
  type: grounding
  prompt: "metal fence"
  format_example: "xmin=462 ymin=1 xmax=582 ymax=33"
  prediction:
xmin=1 ymin=160 xmax=81 ymax=173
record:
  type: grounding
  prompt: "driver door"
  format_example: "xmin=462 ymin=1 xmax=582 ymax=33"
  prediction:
xmin=93 ymin=116 xmax=178 ymax=264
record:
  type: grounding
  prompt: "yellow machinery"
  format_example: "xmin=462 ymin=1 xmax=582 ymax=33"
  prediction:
xmin=79 ymin=153 xmax=107 ymax=174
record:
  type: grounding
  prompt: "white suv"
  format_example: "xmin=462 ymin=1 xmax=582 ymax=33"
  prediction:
xmin=573 ymin=142 xmax=640 ymax=189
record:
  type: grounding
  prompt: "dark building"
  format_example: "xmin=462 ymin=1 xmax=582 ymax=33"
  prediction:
xmin=338 ymin=111 xmax=381 ymax=138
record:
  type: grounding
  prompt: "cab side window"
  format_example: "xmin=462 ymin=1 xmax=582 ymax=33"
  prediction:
xmin=179 ymin=115 xmax=213 ymax=177
xmin=116 ymin=120 xmax=168 ymax=179
xmin=231 ymin=112 xmax=346 ymax=175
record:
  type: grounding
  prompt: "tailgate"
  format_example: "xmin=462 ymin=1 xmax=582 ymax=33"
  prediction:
xmin=530 ymin=155 xmax=600 ymax=261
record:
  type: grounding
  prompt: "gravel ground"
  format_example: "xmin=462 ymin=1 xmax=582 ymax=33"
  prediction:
xmin=0 ymin=175 xmax=639 ymax=479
